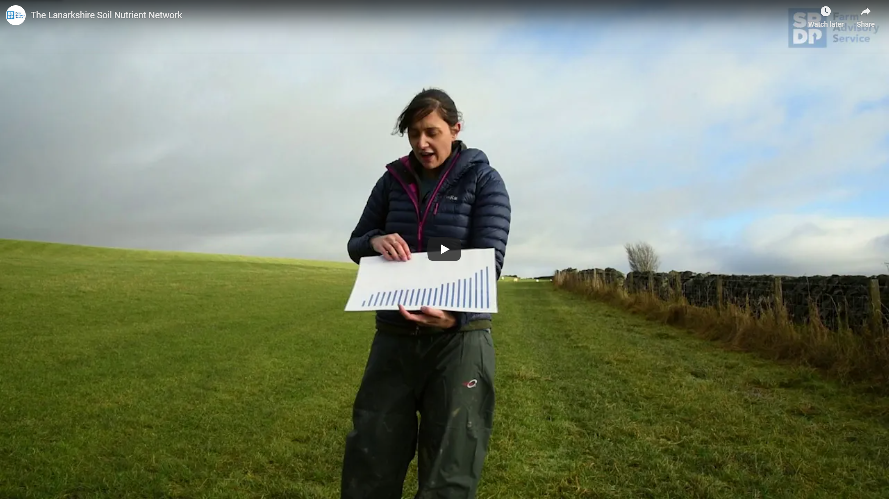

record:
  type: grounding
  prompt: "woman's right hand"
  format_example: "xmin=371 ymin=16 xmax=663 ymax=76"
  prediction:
xmin=371 ymin=234 xmax=412 ymax=261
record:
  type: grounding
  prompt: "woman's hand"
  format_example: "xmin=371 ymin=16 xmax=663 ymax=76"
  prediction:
xmin=399 ymin=305 xmax=457 ymax=329
xmin=371 ymin=234 xmax=411 ymax=261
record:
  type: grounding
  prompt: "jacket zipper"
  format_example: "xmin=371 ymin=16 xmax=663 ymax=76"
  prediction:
xmin=389 ymin=153 xmax=460 ymax=251
xmin=415 ymin=152 xmax=460 ymax=251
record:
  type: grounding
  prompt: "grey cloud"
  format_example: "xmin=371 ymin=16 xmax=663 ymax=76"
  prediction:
xmin=872 ymin=233 xmax=889 ymax=251
xmin=1 ymin=29 xmax=413 ymax=255
xmin=687 ymin=242 xmax=815 ymax=276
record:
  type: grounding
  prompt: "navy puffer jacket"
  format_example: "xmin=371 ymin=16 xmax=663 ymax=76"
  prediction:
xmin=348 ymin=140 xmax=511 ymax=332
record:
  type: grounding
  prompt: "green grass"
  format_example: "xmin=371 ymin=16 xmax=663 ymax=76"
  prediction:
xmin=1 ymin=239 xmax=888 ymax=498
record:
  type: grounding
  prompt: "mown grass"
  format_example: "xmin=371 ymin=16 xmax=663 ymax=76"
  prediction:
xmin=1 ymin=239 xmax=888 ymax=498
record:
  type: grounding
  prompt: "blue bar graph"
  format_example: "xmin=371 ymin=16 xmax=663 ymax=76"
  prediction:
xmin=360 ymin=265 xmax=493 ymax=310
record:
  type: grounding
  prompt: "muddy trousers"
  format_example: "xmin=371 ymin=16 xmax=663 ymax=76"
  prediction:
xmin=341 ymin=328 xmax=496 ymax=499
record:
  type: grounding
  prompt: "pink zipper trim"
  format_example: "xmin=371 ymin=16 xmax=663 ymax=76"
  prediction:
xmin=387 ymin=153 xmax=460 ymax=252
xmin=417 ymin=152 xmax=460 ymax=250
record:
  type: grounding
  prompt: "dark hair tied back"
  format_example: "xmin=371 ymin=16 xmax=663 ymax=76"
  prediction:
xmin=393 ymin=88 xmax=462 ymax=136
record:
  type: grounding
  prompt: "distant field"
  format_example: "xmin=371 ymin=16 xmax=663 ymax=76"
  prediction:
xmin=1 ymin=239 xmax=888 ymax=498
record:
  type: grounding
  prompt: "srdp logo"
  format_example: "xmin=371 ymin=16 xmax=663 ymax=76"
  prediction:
xmin=789 ymin=8 xmax=827 ymax=48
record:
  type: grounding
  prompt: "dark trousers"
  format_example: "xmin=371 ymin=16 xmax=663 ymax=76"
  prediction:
xmin=341 ymin=328 xmax=496 ymax=499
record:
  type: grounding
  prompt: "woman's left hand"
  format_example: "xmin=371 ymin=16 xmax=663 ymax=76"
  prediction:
xmin=399 ymin=305 xmax=457 ymax=329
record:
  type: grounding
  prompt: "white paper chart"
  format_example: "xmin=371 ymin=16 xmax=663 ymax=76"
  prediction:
xmin=344 ymin=248 xmax=498 ymax=313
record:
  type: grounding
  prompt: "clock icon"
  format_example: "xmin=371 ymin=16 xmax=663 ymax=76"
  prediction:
xmin=821 ymin=6 xmax=831 ymax=16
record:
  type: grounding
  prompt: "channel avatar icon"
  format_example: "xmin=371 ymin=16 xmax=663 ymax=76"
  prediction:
xmin=6 ymin=5 xmax=26 ymax=25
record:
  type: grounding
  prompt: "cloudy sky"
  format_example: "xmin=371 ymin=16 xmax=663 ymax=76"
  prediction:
xmin=1 ymin=2 xmax=888 ymax=278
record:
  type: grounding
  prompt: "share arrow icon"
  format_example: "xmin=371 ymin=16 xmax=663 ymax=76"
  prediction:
xmin=861 ymin=7 xmax=870 ymax=15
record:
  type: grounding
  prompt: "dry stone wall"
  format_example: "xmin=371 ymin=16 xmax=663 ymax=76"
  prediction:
xmin=555 ymin=268 xmax=889 ymax=331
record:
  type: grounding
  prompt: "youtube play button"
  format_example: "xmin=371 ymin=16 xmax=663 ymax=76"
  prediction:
xmin=428 ymin=237 xmax=461 ymax=262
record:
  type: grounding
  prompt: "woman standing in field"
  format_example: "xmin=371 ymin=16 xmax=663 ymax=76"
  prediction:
xmin=342 ymin=88 xmax=511 ymax=498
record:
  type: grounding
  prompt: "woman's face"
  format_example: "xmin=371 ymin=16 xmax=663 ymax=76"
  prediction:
xmin=408 ymin=110 xmax=460 ymax=170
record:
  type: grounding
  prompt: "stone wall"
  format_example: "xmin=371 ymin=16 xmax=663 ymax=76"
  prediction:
xmin=555 ymin=268 xmax=889 ymax=332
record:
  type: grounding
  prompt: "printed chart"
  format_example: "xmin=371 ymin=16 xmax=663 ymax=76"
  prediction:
xmin=344 ymin=248 xmax=498 ymax=313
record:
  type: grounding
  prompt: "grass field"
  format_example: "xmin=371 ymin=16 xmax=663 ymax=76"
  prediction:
xmin=2 ymin=239 xmax=888 ymax=498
